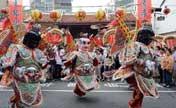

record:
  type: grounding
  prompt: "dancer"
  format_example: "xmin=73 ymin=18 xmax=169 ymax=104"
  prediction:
xmin=63 ymin=37 xmax=99 ymax=97
xmin=103 ymin=9 xmax=159 ymax=108
xmin=113 ymin=25 xmax=159 ymax=108
xmin=0 ymin=30 xmax=48 ymax=108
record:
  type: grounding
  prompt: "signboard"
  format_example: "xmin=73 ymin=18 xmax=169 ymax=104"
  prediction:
xmin=137 ymin=0 xmax=152 ymax=25
xmin=157 ymin=16 xmax=165 ymax=21
xmin=9 ymin=0 xmax=23 ymax=26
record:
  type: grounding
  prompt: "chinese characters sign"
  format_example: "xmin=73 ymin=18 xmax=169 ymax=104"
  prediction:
xmin=137 ymin=0 xmax=151 ymax=24
xmin=9 ymin=0 xmax=23 ymax=26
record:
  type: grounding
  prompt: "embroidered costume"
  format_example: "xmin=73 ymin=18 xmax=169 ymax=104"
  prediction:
xmin=63 ymin=37 xmax=99 ymax=97
xmin=103 ymin=9 xmax=159 ymax=108
xmin=0 ymin=31 xmax=47 ymax=108
xmin=113 ymin=26 xmax=159 ymax=108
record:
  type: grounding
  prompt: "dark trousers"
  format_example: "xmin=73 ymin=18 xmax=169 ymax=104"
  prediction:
xmin=163 ymin=69 xmax=172 ymax=86
xmin=53 ymin=64 xmax=62 ymax=79
xmin=158 ymin=65 xmax=164 ymax=83
xmin=48 ymin=60 xmax=56 ymax=80
xmin=100 ymin=65 xmax=104 ymax=79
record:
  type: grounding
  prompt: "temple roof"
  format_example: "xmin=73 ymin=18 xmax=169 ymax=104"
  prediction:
xmin=26 ymin=13 xmax=136 ymax=25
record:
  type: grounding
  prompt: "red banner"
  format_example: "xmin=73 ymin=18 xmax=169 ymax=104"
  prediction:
xmin=137 ymin=0 xmax=152 ymax=25
xmin=165 ymin=38 xmax=176 ymax=49
xmin=9 ymin=0 xmax=23 ymax=26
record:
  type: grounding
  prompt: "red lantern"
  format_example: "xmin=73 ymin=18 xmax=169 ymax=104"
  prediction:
xmin=49 ymin=10 xmax=61 ymax=21
xmin=75 ymin=9 xmax=86 ymax=21
xmin=1 ymin=8 xmax=8 ymax=14
xmin=163 ymin=8 xmax=170 ymax=15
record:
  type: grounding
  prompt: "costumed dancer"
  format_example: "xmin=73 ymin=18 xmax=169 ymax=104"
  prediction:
xmin=0 ymin=30 xmax=48 ymax=108
xmin=103 ymin=9 xmax=159 ymax=108
xmin=62 ymin=37 xmax=99 ymax=97
xmin=113 ymin=25 xmax=159 ymax=108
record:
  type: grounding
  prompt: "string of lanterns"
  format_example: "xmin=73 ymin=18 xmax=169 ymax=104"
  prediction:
xmin=30 ymin=7 xmax=172 ymax=22
xmin=30 ymin=9 xmax=107 ymax=21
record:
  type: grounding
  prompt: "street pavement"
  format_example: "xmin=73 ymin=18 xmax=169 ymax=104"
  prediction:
xmin=0 ymin=80 xmax=176 ymax=108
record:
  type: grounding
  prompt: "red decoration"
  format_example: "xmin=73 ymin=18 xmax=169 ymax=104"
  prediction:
xmin=107 ymin=34 xmax=115 ymax=45
xmin=163 ymin=8 xmax=170 ymax=15
xmin=93 ymin=37 xmax=103 ymax=47
xmin=1 ymin=8 xmax=8 ymax=14
xmin=107 ymin=19 xmax=119 ymax=28
xmin=115 ymin=9 xmax=126 ymax=18
xmin=2 ymin=18 xmax=12 ymax=30
xmin=49 ymin=10 xmax=61 ymax=21
xmin=46 ymin=32 xmax=62 ymax=45
xmin=75 ymin=9 xmax=86 ymax=21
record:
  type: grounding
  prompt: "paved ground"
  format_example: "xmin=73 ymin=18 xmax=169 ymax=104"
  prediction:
xmin=0 ymin=80 xmax=176 ymax=108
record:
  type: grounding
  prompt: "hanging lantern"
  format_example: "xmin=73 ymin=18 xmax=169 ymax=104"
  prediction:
xmin=0 ymin=8 xmax=8 ymax=18
xmin=95 ymin=9 xmax=106 ymax=21
xmin=75 ymin=9 xmax=86 ymax=21
xmin=115 ymin=8 xmax=126 ymax=18
xmin=31 ymin=9 xmax=42 ymax=21
xmin=1 ymin=8 xmax=8 ymax=14
xmin=163 ymin=7 xmax=170 ymax=15
xmin=49 ymin=10 xmax=62 ymax=21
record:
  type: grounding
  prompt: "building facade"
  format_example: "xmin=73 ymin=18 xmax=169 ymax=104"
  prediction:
xmin=30 ymin=0 xmax=72 ymax=13
xmin=114 ymin=0 xmax=134 ymax=7
xmin=54 ymin=0 xmax=72 ymax=13
xmin=151 ymin=0 xmax=176 ymax=35
xmin=114 ymin=0 xmax=135 ymax=13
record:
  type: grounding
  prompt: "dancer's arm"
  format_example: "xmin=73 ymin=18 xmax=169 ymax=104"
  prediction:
xmin=0 ymin=44 xmax=18 ymax=68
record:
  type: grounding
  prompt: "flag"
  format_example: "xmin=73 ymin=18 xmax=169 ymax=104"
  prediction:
xmin=9 ymin=0 xmax=23 ymax=26
xmin=137 ymin=0 xmax=152 ymax=25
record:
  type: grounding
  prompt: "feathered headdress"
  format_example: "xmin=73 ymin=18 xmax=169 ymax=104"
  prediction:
xmin=103 ymin=9 xmax=131 ymax=55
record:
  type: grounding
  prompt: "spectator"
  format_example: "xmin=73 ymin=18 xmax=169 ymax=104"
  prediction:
xmin=172 ymin=47 xmax=176 ymax=86
xmin=45 ymin=45 xmax=56 ymax=80
xmin=161 ymin=48 xmax=174 ymax=88
xmin=95 ymin=49 xmax=104 ymax=80
xmin=154 ymin=46 xmax=163 ymax=83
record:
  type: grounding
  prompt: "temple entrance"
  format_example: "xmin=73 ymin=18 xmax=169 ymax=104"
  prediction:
xmin=58 ymin=24 xmax=99 ymax=38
